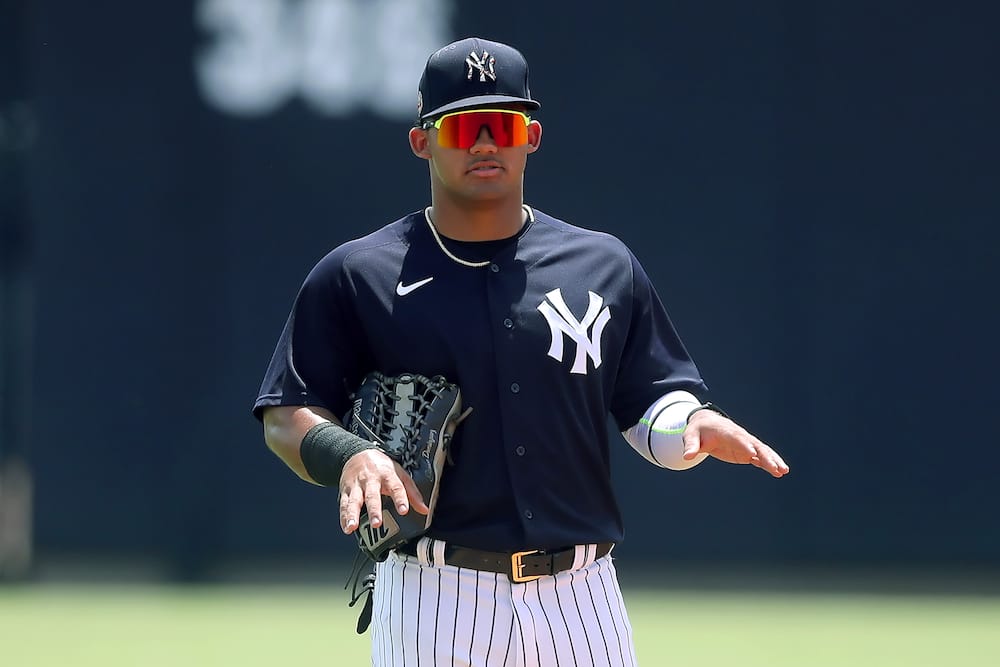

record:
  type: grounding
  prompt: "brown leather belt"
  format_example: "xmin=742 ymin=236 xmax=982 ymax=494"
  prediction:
xmin=397 ymin=541 xmax=613 ymax=583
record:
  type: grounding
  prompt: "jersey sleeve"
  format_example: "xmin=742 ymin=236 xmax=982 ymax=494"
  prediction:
xmin=251 ymin=250 xmax=370 ymax=421
xmin=609 ymin=249 xmax=708 ymax=432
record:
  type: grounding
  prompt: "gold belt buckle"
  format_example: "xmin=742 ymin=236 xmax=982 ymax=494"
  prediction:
xmin=511 ymin=549 xmax=543 ymax=583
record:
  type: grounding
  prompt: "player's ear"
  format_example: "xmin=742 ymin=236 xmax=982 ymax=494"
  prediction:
xmin=526 ymin=120 xmax=542 ymax=154
xmin=409 ymin=127 xmax=432 ymax=159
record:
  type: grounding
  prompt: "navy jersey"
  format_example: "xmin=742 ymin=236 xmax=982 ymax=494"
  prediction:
xmin=253 ymin=207 xmax=706 ymax=552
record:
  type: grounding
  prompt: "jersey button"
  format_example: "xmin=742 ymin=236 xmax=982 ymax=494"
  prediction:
xmin=515 ymin=445 xmax=526 ymax=456
xmin=489 ymin=263 xmax=500 ymax=273
xmin=510 ymin=382 xmax=520 ymax=393
xmin=524 ymin=510 xmax=534 ymax=520
xmin=503 ymin=318 xmax=514 ymax=329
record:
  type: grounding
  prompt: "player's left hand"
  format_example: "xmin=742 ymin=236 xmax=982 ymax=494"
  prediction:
xmin=683 ymin=411 xmax=789 ymax=477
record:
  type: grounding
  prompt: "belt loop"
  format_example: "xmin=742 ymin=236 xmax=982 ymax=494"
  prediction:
xmin=415 ymin=537 xmax=433 ymax=566
xmin=575 ymin=543 xmax=601 ymax=570
xmin=432 ymin=539 xmax=447 ymax=567
xmin=571 ymin=544 xmax=587 ymax=571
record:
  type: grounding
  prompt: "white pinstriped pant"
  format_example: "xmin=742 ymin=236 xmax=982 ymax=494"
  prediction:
xmin=370 ymin=538 xmax=638 ymax=666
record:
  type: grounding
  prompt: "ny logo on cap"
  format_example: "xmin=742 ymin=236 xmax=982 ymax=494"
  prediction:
xmin=466 ymin=50 xmax=496 ymax=82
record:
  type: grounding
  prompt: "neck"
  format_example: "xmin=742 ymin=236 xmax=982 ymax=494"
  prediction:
xmin=427 ymin=196 xmax=527 ymax=241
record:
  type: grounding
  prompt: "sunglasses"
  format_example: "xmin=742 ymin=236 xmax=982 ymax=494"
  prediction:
xmin=423 ymin=109 xmax=531 ymax=149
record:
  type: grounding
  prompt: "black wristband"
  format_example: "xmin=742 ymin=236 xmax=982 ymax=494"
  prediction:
xmin=300 ymin=422 xmax=378 ymax=487
xmin=686 ymin=402 xmax=731 ymax=424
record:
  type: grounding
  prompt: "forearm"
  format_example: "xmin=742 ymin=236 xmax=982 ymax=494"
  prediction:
xmin=622 ymin=390 xmax=709 ymax=470
xmin=262 ymin=404 xmax=381 ymax=487
xmin=262 ymin=405 xmax=339 ymax=484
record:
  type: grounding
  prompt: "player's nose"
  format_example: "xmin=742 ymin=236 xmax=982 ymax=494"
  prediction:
xmin=470 ymin=125 xmax=498 ymax=153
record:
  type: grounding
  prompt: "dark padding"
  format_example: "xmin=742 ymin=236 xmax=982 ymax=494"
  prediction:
xmin=300 ymin=422 xmax=378 ymax=487
xmin=686 ymin=402 xmax=731 ymax=424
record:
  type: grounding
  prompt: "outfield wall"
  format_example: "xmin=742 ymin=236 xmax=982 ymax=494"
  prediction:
xmin=6 ymin=0 xmax=998 ymax=577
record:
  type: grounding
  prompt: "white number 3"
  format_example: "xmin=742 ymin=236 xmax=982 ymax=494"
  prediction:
xmin=194 ymin=0 xmax=453 ymax=119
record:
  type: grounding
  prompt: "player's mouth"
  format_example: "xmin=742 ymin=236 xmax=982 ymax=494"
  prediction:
xmin=467 ymin=160 xmax=503 ymax=176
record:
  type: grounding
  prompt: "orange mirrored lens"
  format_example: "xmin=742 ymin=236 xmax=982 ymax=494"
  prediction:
xmin=434 ymin=110 xmax=529 ymax=149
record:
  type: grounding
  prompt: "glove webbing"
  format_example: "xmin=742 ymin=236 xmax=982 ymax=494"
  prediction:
xmin=368 ymin=373 xmax=465 ymax=471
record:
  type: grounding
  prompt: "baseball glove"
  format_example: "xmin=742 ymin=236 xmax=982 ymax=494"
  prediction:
xmin=344 ymin=371 xmax=471 ymax=562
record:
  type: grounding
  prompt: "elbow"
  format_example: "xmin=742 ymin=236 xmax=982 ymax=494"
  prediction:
xmin=262 ymin=412 xmax=290 ymax=457
xmin=263 ymin=421 xmax=286 ymax=458
xmin=261 ymin=406 xmax=324 ymax=484
xmin=261 ymin=408 xmax=303 ymax=471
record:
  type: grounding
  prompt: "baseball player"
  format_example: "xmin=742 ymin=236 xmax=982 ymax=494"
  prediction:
xmin=254 ymin=36 xmax=789 ymax=666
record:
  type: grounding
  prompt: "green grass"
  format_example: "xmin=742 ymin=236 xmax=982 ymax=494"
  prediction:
xmin=1 ymin=585 xmax=999 ymax=666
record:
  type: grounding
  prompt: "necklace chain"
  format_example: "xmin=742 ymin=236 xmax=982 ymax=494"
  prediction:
xmin=424 ymin=206 xmax=534 ymax=268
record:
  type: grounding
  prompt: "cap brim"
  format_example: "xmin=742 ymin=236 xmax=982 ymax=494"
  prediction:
xmin=421 ymin=95 xmax=541 ymax=120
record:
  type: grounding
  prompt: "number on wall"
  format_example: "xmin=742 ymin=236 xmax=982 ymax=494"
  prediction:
xmin=194 ymin=0 xmax=453 ymax=119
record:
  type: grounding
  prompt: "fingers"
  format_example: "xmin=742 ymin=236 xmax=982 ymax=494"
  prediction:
xmin=339 ymin=451 xmax=417 ymax=534
xmin=397 ymin=463 xmax=429 ymax=515
xmin=363 ymin=477 xmax=384 ymax=527
xmin=749 ymin=438 xmax=790 ymax=478
xmin=384 ymin=473 xmax=411 ymax=517
xmin=681 ymin=425 xmax=702 ymax=460
xmin=339 ymin=483 xmax=364 ymax=534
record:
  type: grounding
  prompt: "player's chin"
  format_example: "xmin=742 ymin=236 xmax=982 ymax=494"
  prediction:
xmin=460 ymin=181 xmax=514 ymax=199
xmin=463 ymin=171 xmax=510 ymax=189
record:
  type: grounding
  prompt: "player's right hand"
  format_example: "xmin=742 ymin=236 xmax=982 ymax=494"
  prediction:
xmin=338 ymin=449 xmax=429 ymax=534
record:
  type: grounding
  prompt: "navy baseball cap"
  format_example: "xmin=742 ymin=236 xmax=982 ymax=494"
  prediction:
xmin=417 ymin=37 xmax=541 ymax=122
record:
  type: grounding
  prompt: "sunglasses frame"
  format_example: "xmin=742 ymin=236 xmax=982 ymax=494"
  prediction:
xmin=421 ymin=108 xmax=532 ymax=148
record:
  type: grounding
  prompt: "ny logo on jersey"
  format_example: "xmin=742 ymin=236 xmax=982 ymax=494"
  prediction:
xmin=537 ymin=289 xmax=612 ymax=375
xmin=466 ymin=50 xmax=496 ymax=82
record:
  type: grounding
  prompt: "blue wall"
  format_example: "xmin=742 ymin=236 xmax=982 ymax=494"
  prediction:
xmin=9 ymin=0 xmax=998 ymax=576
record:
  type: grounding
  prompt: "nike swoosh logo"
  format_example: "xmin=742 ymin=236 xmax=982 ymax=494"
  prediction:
xmin=396 ymin=276 xmax=434 ymax=296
